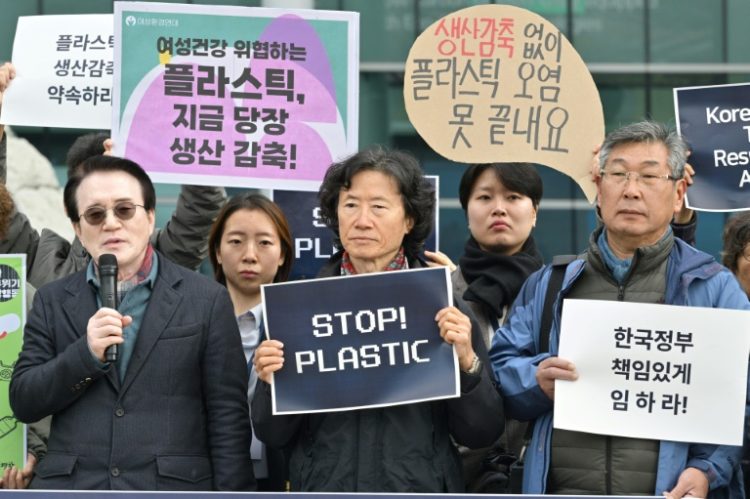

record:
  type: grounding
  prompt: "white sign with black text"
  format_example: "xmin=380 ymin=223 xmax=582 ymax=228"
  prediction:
xmin=1 ymin=15 xmax=113 ymax=129
xmin=554 ymin=299 xmax=750 ymax=446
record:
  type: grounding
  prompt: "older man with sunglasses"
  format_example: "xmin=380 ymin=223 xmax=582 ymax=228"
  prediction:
xmin=490 ymin=121 xmax=750 ymax=498
xmin=9 ymin=155 xmax=255 ymax=491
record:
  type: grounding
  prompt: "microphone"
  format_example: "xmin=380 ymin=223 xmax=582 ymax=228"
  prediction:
xmin=99 ymin=254 xmax=119 ymax=363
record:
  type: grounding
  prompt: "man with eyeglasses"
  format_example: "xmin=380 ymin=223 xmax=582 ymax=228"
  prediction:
xmin=489 ymin=121 xmax=750 ymax=498
xmin=9 ymin=155 xmax=255 ymax=491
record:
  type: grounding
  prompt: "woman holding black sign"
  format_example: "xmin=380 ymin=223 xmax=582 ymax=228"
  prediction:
xmin=251 ymin=146 xmax=504 ymax=492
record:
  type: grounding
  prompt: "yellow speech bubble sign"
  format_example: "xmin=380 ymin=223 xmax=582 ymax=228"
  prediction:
xmin=404 ymin=4 xmax=604 ymax=203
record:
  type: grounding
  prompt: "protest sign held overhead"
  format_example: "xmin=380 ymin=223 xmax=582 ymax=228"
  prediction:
xmin=0 ymin=15 xmax=113 ymax=129
xmin=554 ymin=299 xmax=750 ymax=446
xmin=262 ymin=267 xmax=458 ymax=415
xmin=112 ymin=2 xmax=358 ymax=191
xmin=403 ymin=4 xmax=603 ymax=203
xmin=675 ymin=82 xmax=750 ymax=211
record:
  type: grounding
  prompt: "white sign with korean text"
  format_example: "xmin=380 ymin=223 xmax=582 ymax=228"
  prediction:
xmin=555 ymin=299 xmax=750 ymax=446
xmin=1 ymin=15 xmax=113 ymax=129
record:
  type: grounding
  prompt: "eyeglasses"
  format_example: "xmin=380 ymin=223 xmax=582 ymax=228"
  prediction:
xmin=81 ymin=201 xmax=146 ymax=225
xmin=600 ymin=170 xmax=678 ymax=188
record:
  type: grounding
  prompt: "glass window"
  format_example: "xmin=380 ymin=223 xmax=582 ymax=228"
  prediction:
xmin=573 ymin=0 xmax=646 ymax=63
xmin=650 ymin=0 xmax=722 ymax=63
xmin=344 ymin=0 xmax=416 ymax=63
xmin=728 ymin=0 xmax=750 ymax=62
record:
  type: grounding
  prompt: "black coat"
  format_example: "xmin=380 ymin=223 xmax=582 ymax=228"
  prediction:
xmin=10 ymin=253 xmax=255 ymax=491
xmin=251 ymin=252 xmax=504 ymax=492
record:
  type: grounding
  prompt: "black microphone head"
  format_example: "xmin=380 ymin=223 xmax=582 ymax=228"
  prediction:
xmin=99 ymin=254 xmax=118 ymax=277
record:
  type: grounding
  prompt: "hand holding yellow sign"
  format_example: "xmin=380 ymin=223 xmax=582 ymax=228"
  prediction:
xmin=404 ymin=4 xmax=604 ymax=202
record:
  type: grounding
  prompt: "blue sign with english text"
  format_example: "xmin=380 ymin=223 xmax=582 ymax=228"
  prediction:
xmin=261 ymin=267 xmax=457 ymax=414
xmin=675 ymin=82 xmax=750 ymax=212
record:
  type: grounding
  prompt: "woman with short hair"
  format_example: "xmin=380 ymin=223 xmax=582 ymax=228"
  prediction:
xmin=451 ymin=162 xmax=544 ymax=492
xmin=251 ymin=146 xmax=504 ymax=492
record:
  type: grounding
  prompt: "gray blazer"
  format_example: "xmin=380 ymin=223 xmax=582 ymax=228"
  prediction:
xmin=10 ymin=253 xmax=255 ymax=491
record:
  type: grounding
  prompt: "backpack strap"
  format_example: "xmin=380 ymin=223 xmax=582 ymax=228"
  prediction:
xmin=539 ymin=255 xmax=576 ymax=353
xmin=518 ymin=255 xmax=578 ymax=454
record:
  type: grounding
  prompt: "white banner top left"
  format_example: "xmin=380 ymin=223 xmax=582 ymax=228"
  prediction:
xmin=0 ymin=15 xmax=113 ymax=129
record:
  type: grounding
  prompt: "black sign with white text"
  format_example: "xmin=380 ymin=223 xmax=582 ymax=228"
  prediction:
xmin=261 ymin=267 xmax=458 ymax=414
xmin=675 ymin=82 xmax=750 ymax=211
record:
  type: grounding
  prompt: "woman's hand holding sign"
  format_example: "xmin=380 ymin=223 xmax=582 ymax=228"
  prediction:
xmin=254 ymin=339 xmax=285 ymax=384
xmin=436 ymin=306 xmax=476 ymax=372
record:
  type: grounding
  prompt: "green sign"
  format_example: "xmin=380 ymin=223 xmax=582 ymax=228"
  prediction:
xmin=0 ymin=255 xmax=26 ymax=472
